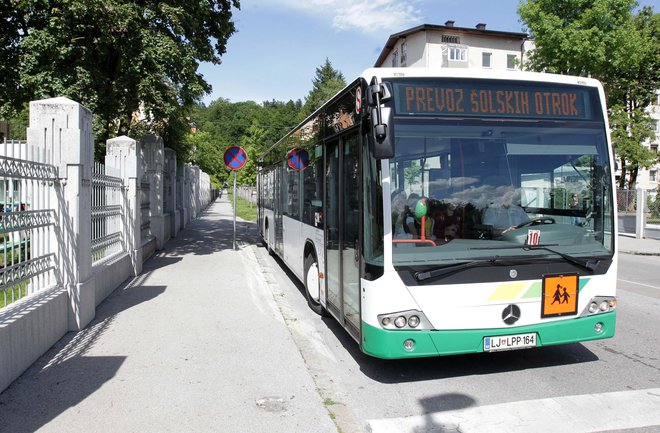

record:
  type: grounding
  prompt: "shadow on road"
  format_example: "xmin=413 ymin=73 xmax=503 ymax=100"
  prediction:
xmin=164 ymin=205 xmax=260 ymax=256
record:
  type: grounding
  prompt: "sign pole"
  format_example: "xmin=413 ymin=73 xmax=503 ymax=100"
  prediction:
xmin=223 ymin=145 xmax=247 ymax=252
xmin=233 ymin=170 xmax=237 ymax=251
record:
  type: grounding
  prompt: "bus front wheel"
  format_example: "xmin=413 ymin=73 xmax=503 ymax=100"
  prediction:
xmin=304 ymin=254 xmax=325 ymax=316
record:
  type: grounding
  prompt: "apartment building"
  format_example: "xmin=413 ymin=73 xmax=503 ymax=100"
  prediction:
xmin=374 ymin=21 xmax=529 ymax=70
xmin=634 ymin=90 xmax=660 ymax=191
xmin=375 ymin=21 xmax=659 ymax=192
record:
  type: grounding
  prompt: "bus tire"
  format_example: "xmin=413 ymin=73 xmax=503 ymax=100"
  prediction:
xmin=304 ymin=253 xmax=326 ymax=316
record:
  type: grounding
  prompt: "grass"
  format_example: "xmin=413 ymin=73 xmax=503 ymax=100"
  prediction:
xmin=1 ymin=283 xmax=27 ymax=309
xmin=227 ymin=190 xmax=257 ymax=222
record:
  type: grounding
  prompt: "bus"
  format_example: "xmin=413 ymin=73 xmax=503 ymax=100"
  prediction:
xmin=257 ymin=68 xmax=617 ymax=359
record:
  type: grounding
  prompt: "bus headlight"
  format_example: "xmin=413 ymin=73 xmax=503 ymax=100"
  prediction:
xmin=580 ymin=296 xmax=616 ymax=317
xmin=377 ymin=310 xmax=431 ymax=330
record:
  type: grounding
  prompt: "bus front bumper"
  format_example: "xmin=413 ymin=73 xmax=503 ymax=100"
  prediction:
xmin=361 ymin=311 xmax=616 ymax=359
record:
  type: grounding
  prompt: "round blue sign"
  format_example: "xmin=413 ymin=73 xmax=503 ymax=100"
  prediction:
xmin=224 ymin=146 xmax=247 ymax=171
xmin=287 ymin=148 xmax=309 ymax=171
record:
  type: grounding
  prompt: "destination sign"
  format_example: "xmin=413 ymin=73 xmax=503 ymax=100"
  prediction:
xmin=392 ymin=80 xmax=600 ymax=121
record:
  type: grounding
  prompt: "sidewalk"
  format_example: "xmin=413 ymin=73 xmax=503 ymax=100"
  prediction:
xmin=0 ymin=195 xmax=336 ymax=433
xmin=618 ymin=233 xmax=660 ymax=256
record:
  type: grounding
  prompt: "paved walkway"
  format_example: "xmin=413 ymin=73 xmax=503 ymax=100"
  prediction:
xmin=618 ymin=232 xmax=660 ymax=256
xmin=0 ymin=195 xmax=336 ymax=433
xmin=0 ymin=195 xmax=657 ymax=433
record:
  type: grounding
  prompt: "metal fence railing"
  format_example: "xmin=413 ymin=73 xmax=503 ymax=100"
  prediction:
xmin=91 ymin=162 xmax=124 ymax=264
xmin=0 ymin=139 xmax=58 ymax=309
xmin=236 ymin=186 xmax=257 ymax=204
xmin=617 ymin=188 xmax=660 ymax=238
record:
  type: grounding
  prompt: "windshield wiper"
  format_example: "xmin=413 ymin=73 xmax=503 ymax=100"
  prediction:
xmin=526 ymin=245 xmax=600 ymax=272
xmin=414 ymin=256 xmax=515 ymax=282
xmin=471 ymin=244 xmax=600 ymax=273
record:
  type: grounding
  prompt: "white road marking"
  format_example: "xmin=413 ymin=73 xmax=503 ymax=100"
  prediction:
xmin=367 ymin=388 xmax=660 ymax=433
xmin=618 ymin=278 xmax=660 ymax=290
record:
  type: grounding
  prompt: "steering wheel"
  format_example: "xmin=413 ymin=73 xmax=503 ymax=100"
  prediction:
xmin=514 ymin=217 xmax=556 ymax=229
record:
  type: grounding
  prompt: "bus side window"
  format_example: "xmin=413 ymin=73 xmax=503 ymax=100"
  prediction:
xmin=303 ymin=155 xmax=323 ymax=228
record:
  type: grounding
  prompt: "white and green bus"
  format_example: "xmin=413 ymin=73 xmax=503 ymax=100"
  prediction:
xmin=257 ymin=68 xmax=617 ymax=359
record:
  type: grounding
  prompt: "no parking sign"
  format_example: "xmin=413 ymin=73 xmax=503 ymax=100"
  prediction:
xmin=224 ymin=146 xmax=247 ymax=171
xmin=287 ymin=148 xmax=309 ymax=171
xmin=223 ymin=146 xmax=248 ymax=250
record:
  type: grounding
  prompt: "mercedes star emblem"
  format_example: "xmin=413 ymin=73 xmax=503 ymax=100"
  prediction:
xmin=502 ymin=304 xmax=521 ymax=325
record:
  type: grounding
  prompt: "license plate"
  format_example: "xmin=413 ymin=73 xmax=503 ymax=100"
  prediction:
xmin=484 ymin=333 xmax=537 ymax=352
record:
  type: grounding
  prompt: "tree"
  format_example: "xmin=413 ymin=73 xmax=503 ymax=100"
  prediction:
xmin=1 ymin=0 xmax=240 ymax=158
xmin=518 ymin=0 xmax=659 ymax=188
xmin=609 ymin=105 xmax=657 ymax=188
xmin=301 ymin=58 xmax=346 ymax=117
xmin=188 ymin=97 xmax=302 ymax=187
xmin=186 ymin=131 xmax=225 ymax=187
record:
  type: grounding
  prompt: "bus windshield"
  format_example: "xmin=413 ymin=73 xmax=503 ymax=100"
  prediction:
xmin=388 ymin=116 xmax=614 ymax=267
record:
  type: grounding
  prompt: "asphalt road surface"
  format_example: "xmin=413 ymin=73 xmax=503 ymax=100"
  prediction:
xmin=254 ymin=245 xmax=660 ymax=433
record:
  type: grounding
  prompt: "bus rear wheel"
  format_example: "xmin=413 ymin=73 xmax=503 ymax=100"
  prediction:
xmin=304 ymin=254 xmax=325 ymax=316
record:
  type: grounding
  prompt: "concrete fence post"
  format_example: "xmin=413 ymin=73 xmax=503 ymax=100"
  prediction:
xmin=106 ymin=135 xmax=142 ymax=275
xmin=27 ymin=97 xmax=95 ymax=331
xmin=140 ymin=135 xmax=165 ymax=249
xmin=184 ymin=164 xmax=193 ymax=223
xmin=176 ymin=160 xmax=186 ymax=230
xmin=193 ymin=166 xmax=201 ymax=217
xmin=164 ymin=148 xmax=179 ymax=238
xmin=636 ymin=188 xmax=647 ymax=239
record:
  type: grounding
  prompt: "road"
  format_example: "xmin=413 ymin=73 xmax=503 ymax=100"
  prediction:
xmin=253 ymin=246 xmax=660 ymax=433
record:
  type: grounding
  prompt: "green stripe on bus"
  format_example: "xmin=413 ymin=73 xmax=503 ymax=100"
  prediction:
xmin=361 ymin=311 xmax=615 ymax=359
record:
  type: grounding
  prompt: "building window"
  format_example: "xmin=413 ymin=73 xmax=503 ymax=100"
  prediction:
xmin=651 ymin=170 xmax=657 ymax=182
xmin=391 ymin=49 xmax=398 ymax=67
xmin=449 ymin=46 xmax=467 ymax=62
xmin=442 ymin=35 xmax=460 ymax=44
xmin=507 ymin=54 xmax=517 ymax=69
xmin=651 ymin=143 xmax=658 ymax=153
xmin=401 ymin=41 xmax=407 ymax=67
xmin=654 ymin=119 xmax=660 ymax=133
xmin=482 ymin=52 xmax=492 ymax=68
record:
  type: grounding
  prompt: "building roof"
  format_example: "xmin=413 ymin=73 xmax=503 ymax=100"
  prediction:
xmin=374 ymin=22 xmax=529 ymax=67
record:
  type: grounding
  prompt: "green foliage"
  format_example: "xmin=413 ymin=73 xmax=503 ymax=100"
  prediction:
xmin=227 ymin=190 xmax=257 ymax=222
xmin=191 ymin=97 xmax=303 ymax=187
xmin=1 ymin=0 xmax=240 ymax=158
xmin=301 ymin=58 xmax=347 ymax=118
xmin=609 ymin=105 xmax=658 ymax=188
xmin=518 ymin=1 xmax=660 ymax=189
xmin=404 ymin=162 xmax=421 ymax=186
xmin=3 ymin=105 xmax=28 ymax=140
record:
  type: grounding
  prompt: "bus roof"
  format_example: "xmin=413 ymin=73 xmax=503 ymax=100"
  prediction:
xmin=359 ymin=67 xmax=603 ymax=89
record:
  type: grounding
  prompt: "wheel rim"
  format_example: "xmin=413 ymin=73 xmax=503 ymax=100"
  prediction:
xmin=306 ymin=261 xmax=320 ymax=302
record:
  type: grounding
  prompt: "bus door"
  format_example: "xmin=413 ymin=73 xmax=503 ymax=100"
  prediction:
xmin=274 ymin=162 xmax=284 ymax=255
xmin=326 ymin=132 xmax=361 ymax=337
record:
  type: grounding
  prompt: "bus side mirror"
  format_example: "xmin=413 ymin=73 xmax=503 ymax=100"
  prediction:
xmin=367 ymin=80 xmax=395 ymax=160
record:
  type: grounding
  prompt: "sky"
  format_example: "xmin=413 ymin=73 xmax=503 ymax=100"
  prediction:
xmin=198 ymin=0 xmax=660 ymax=105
